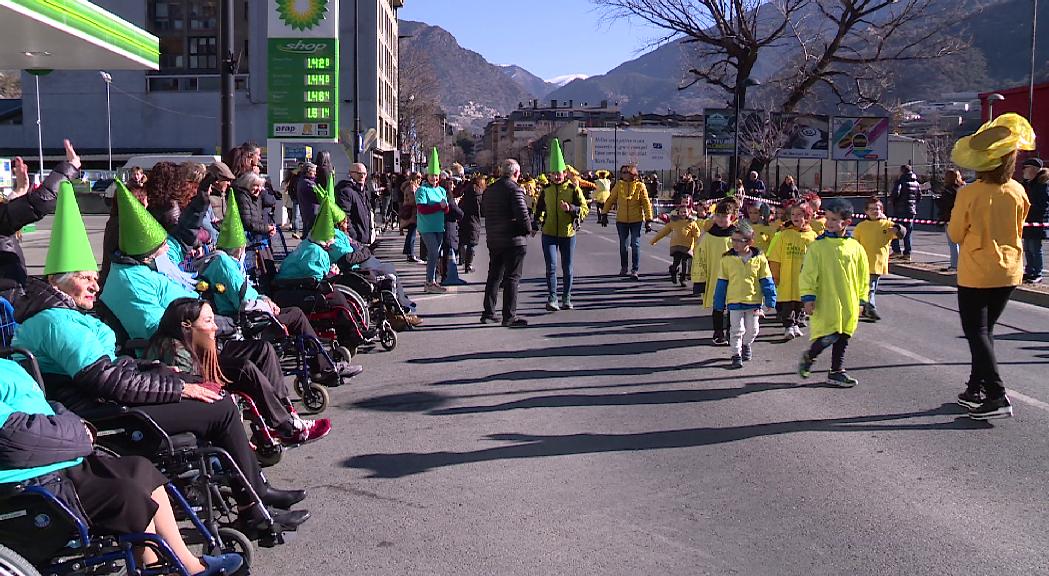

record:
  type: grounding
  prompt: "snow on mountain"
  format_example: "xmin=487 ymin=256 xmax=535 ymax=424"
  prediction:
xmin=545 ymin=74 xmax=590 ymax=87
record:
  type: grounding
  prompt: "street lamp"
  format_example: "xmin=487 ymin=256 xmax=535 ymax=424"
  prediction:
xmin=99 ymin=71 xmax=112 ymax=172
xmin=987 ymin=93 xmax=1005 ymax=120
xmin=733 ymin=78 xmax=761 ymax=180
xmin=1030 ymin=0 xmax=1039 ymax=122
xmin=613 ymin=120 xmax=629 ymax=172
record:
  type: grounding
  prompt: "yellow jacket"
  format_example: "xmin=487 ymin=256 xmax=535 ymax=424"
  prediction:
xmin=534 ymin=182 xmax=589 ymax=238
xmin=650 ymin=216 xmax=702 ymax=251
xmin=811 ymin=217 xmax=826 ymax=236
xmin=750 ymin=223 xmax=776 ymax=254
xmin=799 ymin=235 xmax=869 ymax=339
xmin=714 ymin=249 xmax=777 ymax=310
xmin=767 ymin=228 xmax=818 ymax=302
xmin=691 ymin=225 xmax=734 ymax=308
xmin=604 ymin=180 xmax=653 ymax=223
xmin=853 ymin=218 xmax=898 ymax=276
xmin=947 ymin=179 xmax=1029 ymax=288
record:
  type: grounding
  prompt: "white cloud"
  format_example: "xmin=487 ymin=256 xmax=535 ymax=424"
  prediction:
xmin=545 ymin=74 xmax=590 ymax=86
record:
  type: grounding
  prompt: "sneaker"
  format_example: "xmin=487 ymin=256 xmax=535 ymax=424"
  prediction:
xmin=194 ymin=553 xmax=245 ymax=576
xmin=866 ymin=307 xmax=881 ymax=321
xmin=729 ymin=355 xmax=744 ymax=369
xmin=618 ymin=268 xmax=628 ymax=277
xmin=783 ymin=326 xmax=797 ymax=341
xmin=1027 ymin=275 xmax=1043 ymax=284
xmin=424 ymin=283 xmax=447 ymax=294
xmin=546 ymin=300 xmax=561 ymax=312
xmin=798 ymin=352 xmax=814 ymax=379
xmin=741 ymin=344 xmax=752 ymax=361
xmin=502 ymin=317 xmax=529 ymax=328
xmin=957 ymin=387 xmax=985 ymax=410
xmin=408 ymin=256 xmax=425 ymax=264
xmin=827 ymin=371 xmax=858 ymax=388
xmin=562 ymin=298 xmax=574 ymax=310
xmin=630 ymin=272 xmax=640 ymax=281
xmin=968 ymin=395 xmax=1013 ymax=420
xmin=791 ymin=325 xmax=805 ymax=338
xmin=712 ymin=334 xmax=729 ymax=346
xmin=404 ymin=314 xmax=424 ymax=327
xmin=279 ymin=418 xmax=332 ymax=446
xmin=480 ymin=313 xmax=498 ymax=324
xmin=797 ymin=316 xmax=808 ymax=328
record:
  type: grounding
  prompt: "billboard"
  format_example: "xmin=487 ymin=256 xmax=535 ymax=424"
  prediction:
xmin=831 ymin=117 xmax=890 ymax=161
xmin=589 ymin=129 xmax=672 ymax=171
xmin=779 ymin=114 xmax=830 ymax=159
xmin=703 ymin=109 xmax=736 ymax=156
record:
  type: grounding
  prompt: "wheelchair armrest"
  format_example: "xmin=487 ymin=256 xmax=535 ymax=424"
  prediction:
xmin=89 ymin=407 xmax=183 ymax=458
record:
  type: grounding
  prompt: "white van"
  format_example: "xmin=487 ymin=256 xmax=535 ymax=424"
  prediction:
xmin=103 ymin=154 xmax=222 ymax=200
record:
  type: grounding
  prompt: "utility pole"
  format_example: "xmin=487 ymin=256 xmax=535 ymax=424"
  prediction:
xmin=1030 ymin=0 xmax=1039 ymax=122
xmin=352 ymin=0 xmax=360 ymax=163
xmin=219 ymin=0 xmax=235 ymax=158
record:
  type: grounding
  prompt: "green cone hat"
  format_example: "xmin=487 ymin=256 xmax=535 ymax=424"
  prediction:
xmin=310 ymin=197 xmax=336 ymax=243
xmin=217 ymin=189 xmax=246 ymax=250
xmin=313 ymin=174 xmax=334 ymax=203
xmin=329 ymin=198 xmax=347 ymax=224
xmin=426 ymin=147 xmax=441 ymax=176
xmin=116 ymin=180 xmax=168 ymax=257
xmin=548 ymin=138 xmax=566 ymax=173
xmin=44 ymin=181 xmax=97 ymax=275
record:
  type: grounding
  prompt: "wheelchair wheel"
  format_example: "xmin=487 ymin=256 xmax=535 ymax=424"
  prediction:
xmin=335 ymin=344 xmax=356 ymax=361
xmin=0 ymin=544 xmax=41 ymax=576
xmin=296 ymin=379 xmax=329 ymax=414
xmin=255 ymin=442 xmax=284 ymax=468
xmin=217 ymin=527 xmax=254 ymax=574
xmin=335 ymin=284 xmax=371 ymax=328
xmin=379 ymin=319 xmax=398 ymax=351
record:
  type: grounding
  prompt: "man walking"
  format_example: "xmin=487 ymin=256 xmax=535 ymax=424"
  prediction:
xmin=890 ymin=164 xmax=921 ymax=260
xmin=1022 ymin=157 xmax=1048 ymax=283
xmin=481 ymin=159 xmax=531 ymax=327
xmin=336 ymin=163 xmax=374 ymax=246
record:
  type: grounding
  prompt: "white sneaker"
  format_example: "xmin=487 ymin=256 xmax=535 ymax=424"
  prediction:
xmin=783 ymin=327 xmax=797 ymax=340
xmin=791 ymin=325 xmax=804 ymax=338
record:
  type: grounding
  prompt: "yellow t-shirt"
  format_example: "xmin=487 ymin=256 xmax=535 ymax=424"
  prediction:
xmin=767 ymin=228 xmax=818 ymax=301
xmin=751 ymin=223 xmax=776 ymax=254
xmin=810 ymin=217 xmax=826 ymax=236
xmin=852 ymin=218 xmax=896 ymax=275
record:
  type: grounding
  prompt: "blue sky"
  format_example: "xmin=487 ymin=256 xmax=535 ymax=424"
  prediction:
xmin=398 ymin=0 xmax=666 ymax=80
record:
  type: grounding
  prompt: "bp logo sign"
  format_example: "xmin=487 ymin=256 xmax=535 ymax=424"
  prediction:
xmin=276 ymin=0 xmax=329 ymax=31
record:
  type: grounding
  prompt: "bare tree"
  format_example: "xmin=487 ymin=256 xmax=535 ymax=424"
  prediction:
xmin=398 ymin=46 xmax=446 ymax=159
xmin=0 ymin=71 xmax=20 ymax=99
xmin=737 ymin=109 xmax=794 ymax=173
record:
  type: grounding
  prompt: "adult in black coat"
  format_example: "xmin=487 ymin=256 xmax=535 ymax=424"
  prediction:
xmin=1022 ymin=157 xmax=1049 ymax=282
xmin=0 ymin=143 xmax=80 ymax=285
xmin=335 ymin=162 xmax=374 ymax=245
xmin=890 ymin=165 xmax=922 ymax=257
xmin=481 ymin=160 xmax=531 ymax=327
xmin=440 ymin=181 xmax=465 ymax=284
xmin=295 ymin=163 xmax=318 ymax=233
xmin=458 ymin=175 xmax=484 ymax=273
xmin=776 ymin=176 xmax=800 ymax=202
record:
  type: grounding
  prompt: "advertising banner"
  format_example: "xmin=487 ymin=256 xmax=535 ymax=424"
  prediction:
xmin=589 ymin=129 xmax=672 ymax=171
xmin=831 ymin=117 xmax=890 ymax=161
xmin=267 ymin=0 xmax=339 ymax=141
xmin=703 ymin=109 xmax=736 ymax=156
xmin=779 ymin=114 xmax=830 ymax=159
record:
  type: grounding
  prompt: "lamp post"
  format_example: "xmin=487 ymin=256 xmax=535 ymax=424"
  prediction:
xmin=987 ymin=93 xmax=1005 ymax=120
xmin=613 ymin=120 xmax=629 ymax=172
xmin=99 ymin=71 xmax=112 ymax=172
xmin=733 ymin=78 xmax=761 ymax=180
xmin=1030 ymin=0 xmax=1039 ymax=122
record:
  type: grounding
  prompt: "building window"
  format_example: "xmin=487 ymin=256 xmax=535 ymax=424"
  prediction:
xmin=147 ymin=0 xmax=249 ymax=74
xmin=188 ymin=36 xmax=217 ymax=70
xmin=189 ymin=0 xmax=217 ymax=30
xmin=153 ymin=1 xmax=184 ymax=31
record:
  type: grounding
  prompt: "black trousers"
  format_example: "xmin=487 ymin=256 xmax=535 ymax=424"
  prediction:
xmin=777 ymin=301 xmax=804 ymax=328
xmin=62 ymin=454 xmax=168 ymax=534
xmin=711 ymin=309 xmax=728 ymax=336
xmin=807 ymin=333 xmax=851 ymax=372
xmin=266 ymin=304 xmax=337 ymax=373
xmin=135 ymin=395 xmax=263 ymax=506
xmin=483 ymin=244 xmax=527 ymax=321
xmin=670 ymin=249 xmax=692 ymax=280
xmin=220 ymin=340 xmax=293 ymax=429
xmin=958 ymin=286 xmax=1014 ymax=397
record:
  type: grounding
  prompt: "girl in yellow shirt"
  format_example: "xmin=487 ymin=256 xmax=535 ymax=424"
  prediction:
xmin=744 ymin=202 xmax=776 ymax=253
xmin=767 ymin=202 xmax=817 ymax=340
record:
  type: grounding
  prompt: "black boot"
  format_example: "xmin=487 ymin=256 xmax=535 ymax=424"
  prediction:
xmin=463 ymin=253 xmax=474 ymax=274
xmin=669 ymin=265 xmax=678 ymax=284
xmin=261 ymin=485 xmax=306 ymax=509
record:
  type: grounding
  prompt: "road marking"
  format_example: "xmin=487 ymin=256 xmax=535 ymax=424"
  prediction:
xmin=876 ymin=342 xmax=1049 ymax=413
xmin=578 ymin=229 xmax=674 ymax=264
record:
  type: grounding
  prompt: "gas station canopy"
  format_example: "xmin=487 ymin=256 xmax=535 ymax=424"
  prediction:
xmin=0 ymin=0 xmax=159 ymax=70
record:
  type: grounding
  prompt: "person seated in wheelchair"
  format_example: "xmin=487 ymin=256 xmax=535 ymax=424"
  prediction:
xmin=194 ymin=191 xmax=363 ymax=383
xmin=327 ymin=201 xmax=423 ymax=328
xmin=7 ymin=187 xmax=309 ymax=533
xmin=0 ymin=358 xmax=243 ymax=576
xmin=146 ymin=298 xmax=331 ymax=445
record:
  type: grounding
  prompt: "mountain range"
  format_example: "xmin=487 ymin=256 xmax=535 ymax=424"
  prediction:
xmin=400 ymin=0 xmax=1048 ymax=132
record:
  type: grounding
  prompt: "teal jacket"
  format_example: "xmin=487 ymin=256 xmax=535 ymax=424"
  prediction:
xmin=101 ymin=261 xmax=199 ymax=340
xmin=13 ymin=308 xmax=116 ymax=378
xmin=198 ymin=252 xmax=259 ymax=317
xmin=327 ymin=230 xmax=355 ymax=264
xmin=415 ymin=184 xmax=448 ymax=234
xmin=166 ymin=236 xmax=185 ymax=268
xmin=276 ymin=241 xmax=331 ymax=282
xmin=0 ymin=359 xmax=90 ymax=484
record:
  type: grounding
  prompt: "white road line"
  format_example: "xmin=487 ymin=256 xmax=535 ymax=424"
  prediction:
xmin=876 ymin=342 xmax=1049 ymax=413
xmin=578 ymin=229 xmax=675 ymax=264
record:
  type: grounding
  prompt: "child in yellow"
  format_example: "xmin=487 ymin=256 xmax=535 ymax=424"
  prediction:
xmin=805 ymin=192 xmax=826 ymax=235
xmin=798 ymin=200 xmax=870 ymax=387
xmin=692 ymin=198 xmax=739 ymax=345
xmin=767 ymin=202 xmax=817 ymax=340
xmin=713 ymin=223 xmax=777 ymax=368
xmin=852 ymin=198 xmax=905 ymax=321
xmin=744 ymin=202 xmax=776 ymax=253
xmin=650 ymin=199 xmax=702 ymax=285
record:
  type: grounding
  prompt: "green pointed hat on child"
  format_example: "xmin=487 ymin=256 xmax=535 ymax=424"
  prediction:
xmin=427 ymin=147 xmax=441 ymax=176
xmin=310 ymin=196 xmax=336 ymax=243
xmin=44 ymin=181 xmax=98 ymax=275
xmin=548 ymin=138 xmax=566 ymax=173
xmin=216 ymin=189 xmax=247 ymax=250
xmin=116 ymin=180 xmax=168 ymax=257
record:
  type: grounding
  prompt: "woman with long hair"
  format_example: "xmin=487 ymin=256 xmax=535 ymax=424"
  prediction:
xmin=147 ymin=298 xmax=331 ymax=444
xmin=948 ymin=113 xmax=1035 ymax=420
xmin=145 ymin=161 xmax=183 ymax=232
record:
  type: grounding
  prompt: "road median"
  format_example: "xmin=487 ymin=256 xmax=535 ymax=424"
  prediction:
xmin=889 ymin=261 xmax=1049 ymax=308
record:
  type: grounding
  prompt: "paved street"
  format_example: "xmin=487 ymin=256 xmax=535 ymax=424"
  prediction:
xmin=18 ymin=216 xmax=1049 ymax=575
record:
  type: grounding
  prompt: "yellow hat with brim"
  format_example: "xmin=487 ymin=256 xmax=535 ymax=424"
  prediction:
xmin=951 ymin=113 xmax=1036 ymax=172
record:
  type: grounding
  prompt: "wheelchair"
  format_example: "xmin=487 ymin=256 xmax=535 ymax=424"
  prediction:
xmin=0 ymin=348 xmax=255 ymax=576
xmin=335 ymin=269 xmax=408 ymax=341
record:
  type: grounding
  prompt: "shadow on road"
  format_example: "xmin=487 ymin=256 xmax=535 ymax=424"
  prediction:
xmin=344 ymin=403 xmax=989 ymax=478
xmin=407 ymin=338 xmax=700 ymax=364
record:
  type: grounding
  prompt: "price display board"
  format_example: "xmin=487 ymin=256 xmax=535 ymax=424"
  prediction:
xmin=267 ymin=37 xmax=339 ymax=140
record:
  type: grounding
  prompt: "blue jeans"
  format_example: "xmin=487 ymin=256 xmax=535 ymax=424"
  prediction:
xmin=946 ymin=230 xmax=959 ymax=269
xmin=1023 ymin=235 xmax=1044 ymax=277
xmin=542 ymin=234 xmax=576 ymax=300
xmin=616 ymin=221 xmax=643 ymax=273
xmin=868 ymin=274 xmax=881 ymax=310
xmin=421 ymin=231 xmax=444 ymax=283
xmin=402 ymin=223 xmax=417 ymax=257
xmin=891 ymin=212 xmax=914 ymax=254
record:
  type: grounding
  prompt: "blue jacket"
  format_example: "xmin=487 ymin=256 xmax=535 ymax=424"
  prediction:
xmin=101 ymin=259 xmax=199 ymax=340
xmin=0 ymin=359 xmax=91 ymax=484
xmin=276 ymin=241 xmax=331 ymax=282
xmin=326 ymin=230 xmax=355 ymax=264
xmin=415 ymin=184 xmax=448 ymax=234
xmin=198 ymin=251 xmax=259 ymax=317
